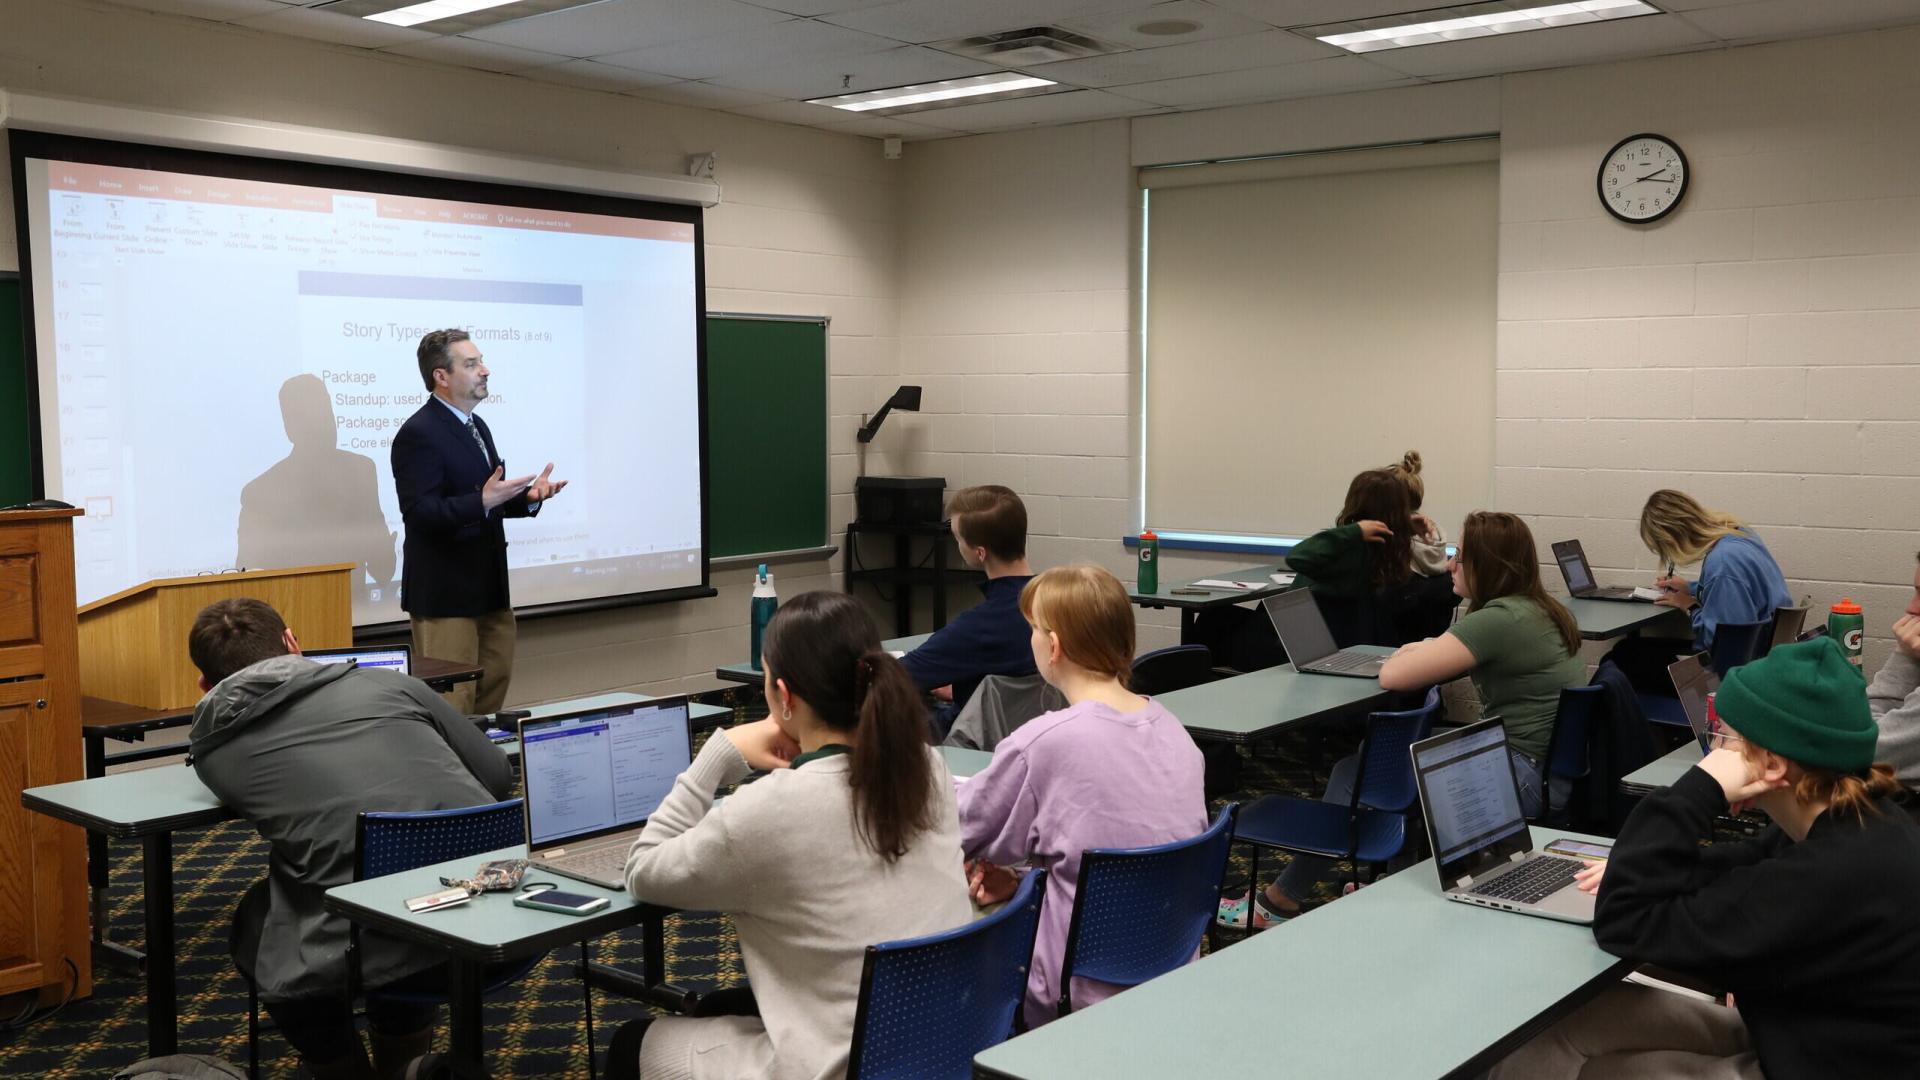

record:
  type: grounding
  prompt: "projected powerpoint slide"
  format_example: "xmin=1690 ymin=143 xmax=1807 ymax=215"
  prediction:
xmin=29 ymin=159 xmax=703 ymax=623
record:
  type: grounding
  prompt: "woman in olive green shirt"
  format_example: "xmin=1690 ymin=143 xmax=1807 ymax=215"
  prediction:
xmin=1221 ymin=511 xmax=1585 ymax=929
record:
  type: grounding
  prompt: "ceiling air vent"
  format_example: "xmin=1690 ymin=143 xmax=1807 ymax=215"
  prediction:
xmin=932 ymin=26 xmax=1123 ymax=67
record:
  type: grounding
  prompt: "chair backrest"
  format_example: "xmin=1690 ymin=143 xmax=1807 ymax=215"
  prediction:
xmin=1351 ymin=687 xmax=1442 ymax=813
xmin=943 ymin=674 xmax=1067 ymax=752
xmin=355 ymin=799 xmax=526 ymax=881
xmin=1760 ymin=605 xmax=1810 ymax=657
xmin=846 ymin=868 xmax=1047 ymax=1080
xmin=1708 ymin=620 xmax=1769 ymax=677
xmin=1057 ymin=804 xmax=1236 ymax=1014
xmin=1545 ymin=684 xmax=1605 ymax=784
xmin=1129 ymin=644 xmax=1215 ymax=697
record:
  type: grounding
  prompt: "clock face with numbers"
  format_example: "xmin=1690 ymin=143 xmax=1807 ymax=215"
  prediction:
xmin=1598 ymin=133 xmax=1688 ymax=223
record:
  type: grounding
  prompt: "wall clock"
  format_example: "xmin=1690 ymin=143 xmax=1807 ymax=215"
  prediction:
xmin=1598 ymin=133 xmax=1688 ymax=223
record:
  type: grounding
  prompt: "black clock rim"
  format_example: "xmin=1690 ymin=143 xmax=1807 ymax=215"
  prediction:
xmin=1597 ymin=132 xmax=1689 ymax=224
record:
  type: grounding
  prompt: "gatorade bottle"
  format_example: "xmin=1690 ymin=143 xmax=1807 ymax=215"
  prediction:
xmin=1829 ymin=598 xmax=1864 ymax=669
xmin=1137 ymin=530 xmax=1160 ymax=594
xmin=750 ymin=564 xmax=778 ymax=671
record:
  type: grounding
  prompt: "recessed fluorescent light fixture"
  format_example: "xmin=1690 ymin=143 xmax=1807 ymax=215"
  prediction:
xmin=807 ymin=72 xmax=1059 ymax=116
xmin=336 ymin=0 xmax=595 ymax=33
xmin=365 ymin=0 xmax=519 ymax=26
xmin=1301 ymin=0 xmax=1659 ymax=54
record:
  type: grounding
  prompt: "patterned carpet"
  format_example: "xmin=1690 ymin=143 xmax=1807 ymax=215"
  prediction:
xmin=0 ymin=697 xmax=1352 ymax=1079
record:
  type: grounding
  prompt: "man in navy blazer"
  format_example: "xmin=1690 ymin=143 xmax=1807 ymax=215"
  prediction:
xmin=391 ymin=329 xmax=565 ymax=714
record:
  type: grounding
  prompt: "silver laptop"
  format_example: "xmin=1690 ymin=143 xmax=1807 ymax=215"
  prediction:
xmin=1262 ymin=588 xmax=1385 ymax=678
xmin=1411 ymin=719 xmax=1596 ymax=924
xmin=306 ymin=643 xmax=411 ymax=676
xmin=1551 ymin=540 xmax=1650 ymax=603
xmin=519 ymin=697 xmax=693 ymax=889
xmin=1667 ymin=652 xmax=1720 ymax=754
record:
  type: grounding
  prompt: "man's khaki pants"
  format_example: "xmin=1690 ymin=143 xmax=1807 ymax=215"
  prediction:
xmin=411 ymin=608 xmax=515 ymax=715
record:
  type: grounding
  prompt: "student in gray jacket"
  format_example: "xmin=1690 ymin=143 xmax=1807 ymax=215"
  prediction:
xmin=1869 ymin=551 xmax=1920 ymax=794
xmin=609 ymin=591 xmax=972 ymax=1080
xmin=187 ymin=598 xmax=513 ymax=1080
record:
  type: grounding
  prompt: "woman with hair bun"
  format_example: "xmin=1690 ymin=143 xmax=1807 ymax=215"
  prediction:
xmin=608 ymin=590 xmax=971 ymax=1080
xmin=1386 ymin=449 xmax=1449 ymax=577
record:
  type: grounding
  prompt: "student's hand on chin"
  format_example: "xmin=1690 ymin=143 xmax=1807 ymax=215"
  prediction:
xmin=724 ymin=718 xmax=801 ymax=770
xmin=1573 ymin=861 xmax=1606 ymax=895
xmin=1698 ymin=747 xmax=1785 ymax=811
xmin=1893 ymin=614 xmax=1920 ymax=658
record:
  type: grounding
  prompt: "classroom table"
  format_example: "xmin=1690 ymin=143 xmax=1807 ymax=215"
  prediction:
xmin=20 ymin=691 xmax=727 ymax=1059
xmin=324 ymin=744 xmax=992 ymax=1080
xmin=1619 ymin=742 xmax=1704 ymax=796
xmin=714 ymin=633 xmax=931 ymax=685
xmin=973 ymin=826 xmax=1630 ymax=1080
xmin=1567 ymin=597 xmax=1688 ymax=641
xmin=1152 ymin=647 xmax=1396 ymax=743
xmin=1128 ymin=563 xmax=1291 ymax=644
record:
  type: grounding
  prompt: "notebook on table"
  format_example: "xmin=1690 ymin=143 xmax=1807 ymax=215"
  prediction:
xmin=519 ymin=697 xmax=693 ymax=890
xmin=1410 ymin=718 xmax=1596 ymax=924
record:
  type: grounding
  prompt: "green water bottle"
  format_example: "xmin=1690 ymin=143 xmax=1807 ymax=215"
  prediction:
xmin=1828 ymin=597 xmax=1864 ymax=669
xmin=1137 ymin=530 xmax=1160 ymax=594
xmin=750 ymin=564 xmax=778 ymax=671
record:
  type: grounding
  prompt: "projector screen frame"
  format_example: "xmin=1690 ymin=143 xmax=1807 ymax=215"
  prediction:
xmin=8 ymin=128 xmax=717 ymax=633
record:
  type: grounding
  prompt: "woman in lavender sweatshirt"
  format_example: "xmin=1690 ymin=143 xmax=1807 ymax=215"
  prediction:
xmin=956 ymin=565 xmax=1208 ymax=1030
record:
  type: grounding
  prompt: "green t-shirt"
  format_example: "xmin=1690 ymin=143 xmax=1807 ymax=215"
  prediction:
xmin=1448 ymin=596 xmax=1585 ymax=760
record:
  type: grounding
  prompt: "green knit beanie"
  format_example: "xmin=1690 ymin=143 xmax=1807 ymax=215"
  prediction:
xmin=1713 ymin=636 xmax=1876 ymax=772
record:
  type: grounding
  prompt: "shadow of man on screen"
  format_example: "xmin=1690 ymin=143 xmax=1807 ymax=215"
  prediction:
xmin=236 ymin=374 xmax=397 ymax=592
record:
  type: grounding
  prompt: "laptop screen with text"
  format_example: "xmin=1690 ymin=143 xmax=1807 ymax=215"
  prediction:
xmin=1555 ymin=546 xmax=1595 ymax=594
xmin=1415 ymin=722 xmax=1527 ymax=868
xmin=306 ymin=646 xmax=411 ymax=676
xmin=522 ymin=700 xmax=692 ymax=848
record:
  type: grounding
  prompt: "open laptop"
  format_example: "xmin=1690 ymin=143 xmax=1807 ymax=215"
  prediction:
xmin=305 ymin=643 xmax=411 ymax=676
xmin=1551 ymin=540 xmax=1654 ymax=603
xmin=1262 ymin=589 xmax=1385 ymax=678
xmin=1410 ymin=718 xmax=1595 ymax=924
xmin=519 ymin=697 xmax=694 ymax=890
xmin=1667 ymin=652 xmax=1720 ymax=754
xmin=1769 ymin=606 xmax=1810 ymax=650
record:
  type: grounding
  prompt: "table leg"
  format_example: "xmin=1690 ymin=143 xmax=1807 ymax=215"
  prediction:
xmin=142 ymin=832 xmax=177 ymax=1057
xmin=446 ymin=955 xmax=487 ymax=1079
xmin=85 ymin=734 xmax=108 ymax=937
xmin=1180 ymin=608 xmax=1197 ymax=646
xmin=893 ymin=532 xmax=911 ymax=637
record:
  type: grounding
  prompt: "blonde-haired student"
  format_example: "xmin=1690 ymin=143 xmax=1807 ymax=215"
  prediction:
xmin=1492 ymin=636 xmax=1920 ymax=1079
xmin=958 ymin=565 xmax=1207 ymax=1030
xmin=1385 ymin=449 xmax=1449 ymax=577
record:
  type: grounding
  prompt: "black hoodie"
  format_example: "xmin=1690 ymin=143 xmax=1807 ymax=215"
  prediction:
xmin=190 ymin=654 xmax=512 ymax=1001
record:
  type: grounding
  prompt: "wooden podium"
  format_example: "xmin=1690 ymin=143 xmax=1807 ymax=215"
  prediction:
xmin=77 ymin=564 xmax=355 ymax=710
xmin=0 ymin=507 xmax=90 ymax=1003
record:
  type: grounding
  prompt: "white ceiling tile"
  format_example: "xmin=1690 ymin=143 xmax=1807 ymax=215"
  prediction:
xmin=896 ymin=87 xmax=1161 ymax=130
xmin=707 ymin=44 xmax=997 ymax=99
xmin=516 ymin=58 xmax=682 ymax=93
xmin=1023 ymin=28 xmax=1337 ymax=88
xmin=467 ymin=0 xmax=790 ymax=58
xmin=818 ymin=0 xmax=1150 ymax=44
xmin=102 ymin=0 xmax=288 ymax=20
xmin=1057 ymin=0 xmax=1276 ymax=49
xmin=1110 ymin=54 xmax=1412 ymax=105
xmin=591 ymin=19 xmax=903 ymax=80
xmin=629 ymin=80 xmax=783 ymax=108
xmin=1359 ymin=13 xmax=1713 ymax=79
xmin=732 ymin=0 xmax=900 ymax=16
xmin=1198 ymin=0 xmax=1438 ymax=30
xmin=232 ymin=5 xmax=436 ymax=47
xmin=381 ymin=35 xmax=572 ymax=73
xmin=729 ymin=99 xmax=853 ymax=125
xmin=1675 ymin=0 xmax=1920 ymax=42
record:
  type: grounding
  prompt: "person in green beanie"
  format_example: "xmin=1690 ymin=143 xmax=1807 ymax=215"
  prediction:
xmin=1490 ymin=636 xmax=1920 ymax=1080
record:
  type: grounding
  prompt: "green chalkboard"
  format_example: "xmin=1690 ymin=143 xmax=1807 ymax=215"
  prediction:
xmin=0 ymin=275 xmax=28 ymax=507
xmin=703 ymin=313 xmax=829 ymax=559
xmin=0 ymin=290 xmax=827 ymax=559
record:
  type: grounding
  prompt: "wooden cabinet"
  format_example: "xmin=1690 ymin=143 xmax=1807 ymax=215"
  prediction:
xmin=0 ymin=508 xmax=89 ymax=1004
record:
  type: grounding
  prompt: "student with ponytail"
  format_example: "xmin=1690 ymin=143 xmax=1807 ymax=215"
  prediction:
xmin=1385 ymin=450 xmax=1449 ymax=577
xmin=609 ymin=591 xmax=971 ymax=1080
xmin=1491 ymin=636 xmax=1920 ymax=1080
xmin=957 ymin=565 xmax=1207 ymax=1029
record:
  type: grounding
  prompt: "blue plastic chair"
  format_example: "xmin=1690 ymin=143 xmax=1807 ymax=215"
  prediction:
xmin=1231 ymin=688 xmax=1440 ymax=918
xmin=1536 ymin=684 xmax=1605 ymax=825
xmin=1708 ymin=620 xmax=1770 ymax=676
xmin=1129 ymin=644 xmax=1216 ymax=696
xmin=1057 ymin=804 xmax=1237 ymax=1016
xmin=846 ymin=867 xmax=1047 ymax=1080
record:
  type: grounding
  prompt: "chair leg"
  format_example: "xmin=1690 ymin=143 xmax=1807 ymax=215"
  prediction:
xmin=581 ymin=939 xmax=596 ymax=1080
xmin=1247 ymin=847 xmax=1260 ymax=936
xmin=247 ymin=978 xmax=259 ymax=1080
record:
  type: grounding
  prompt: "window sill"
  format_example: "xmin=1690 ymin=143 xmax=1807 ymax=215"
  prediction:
xmin=1120 ymin=532 xmax=1301 ymax=557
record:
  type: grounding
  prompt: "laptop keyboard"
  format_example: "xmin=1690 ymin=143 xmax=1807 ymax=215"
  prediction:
xmin=556 ymin=843 xmax=631 ymax=883
xmin=1315 ymin=651 xmax=1380 ymax=673
xmin=1469 ymin=856 xmax=1582 ymax=905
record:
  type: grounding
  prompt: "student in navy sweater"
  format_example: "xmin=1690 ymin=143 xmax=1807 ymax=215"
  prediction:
xmin=1491 ymin=637 xmax=1920 ymax=1080
xmin=899 ymin=485 xmax=1037 ymax=735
